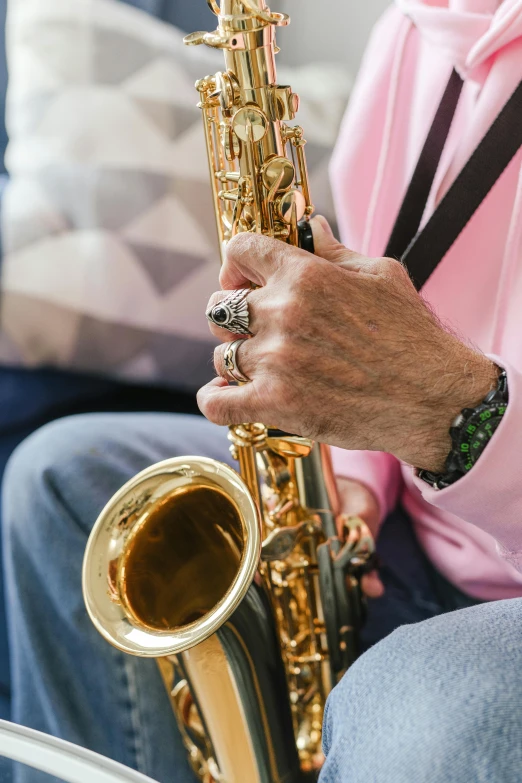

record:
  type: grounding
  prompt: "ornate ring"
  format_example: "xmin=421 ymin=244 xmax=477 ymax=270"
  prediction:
xmin=223 ymin=339 xmax=250 ymax=383
xmin=206 ymin=289 xmax=252 ymax=336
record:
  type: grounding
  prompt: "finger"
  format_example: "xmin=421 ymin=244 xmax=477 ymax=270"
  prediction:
xmin=311 ymin=215 xmax=383 ymax=275
xmin=312 ymin=753 xmax=325 ymax=771
xmin=213 ymin=338 xmax=257 ymax=381
xmin=360 ymin=571 xmax=385 ymax=599
xmin=206 ymin=288 xmax=265 ymax=341
xmin=219 ymin=232 xmax=307 ymax=290
xmin=197 ymin=376 xmax=263 ymax=426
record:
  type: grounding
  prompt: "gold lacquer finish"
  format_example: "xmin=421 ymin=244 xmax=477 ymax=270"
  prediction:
xmin=185 ymin=0 xmax=313 ymax=257
xmin=83 ymin=458 xmax=260 ymax=659
xmin=83 ymin=3 xmax=374 ymax=782
xmin=120 ymin=487 xmax=244 ymax=631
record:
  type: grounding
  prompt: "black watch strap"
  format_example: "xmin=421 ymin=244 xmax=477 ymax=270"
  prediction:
xmin=418 ymin=370 xmax=508 ymax=490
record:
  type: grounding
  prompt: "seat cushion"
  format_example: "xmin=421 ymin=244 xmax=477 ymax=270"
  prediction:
xmin=1 ymin=0 xmax=221 ymax=389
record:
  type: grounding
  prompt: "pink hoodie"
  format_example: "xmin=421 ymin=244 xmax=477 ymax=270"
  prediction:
xmin=330 ymin=0 xmax=522 ymax=600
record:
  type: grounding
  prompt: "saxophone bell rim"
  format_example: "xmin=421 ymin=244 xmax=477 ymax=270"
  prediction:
xmin=82 ymin=456 xmax=261 ymax=658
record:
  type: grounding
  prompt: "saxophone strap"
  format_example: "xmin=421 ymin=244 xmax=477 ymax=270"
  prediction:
xmin=385 ymin=70 xmax=522 ymax=291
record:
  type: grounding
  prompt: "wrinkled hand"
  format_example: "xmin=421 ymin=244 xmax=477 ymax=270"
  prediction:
xmin=199 ymin=217 xmax=498 ymax=473
xmin=337 ymin=477 xmax=384 ymax=599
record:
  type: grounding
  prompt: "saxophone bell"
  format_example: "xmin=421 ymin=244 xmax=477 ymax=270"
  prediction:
xmin=82 ymin=457 xmax=260 ymax=657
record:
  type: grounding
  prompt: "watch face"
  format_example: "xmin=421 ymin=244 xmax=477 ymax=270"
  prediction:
xmin=455 ymin=404 xmax=507 ymax=472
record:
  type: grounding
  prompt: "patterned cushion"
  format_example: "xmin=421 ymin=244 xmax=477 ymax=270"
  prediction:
xmin=120 ymin=0 xmax=214 ymax=32
xmin=0 ymin=0 xmax=7 ymax=172
xmin=0 ymin=0 xmax=351 ymax=389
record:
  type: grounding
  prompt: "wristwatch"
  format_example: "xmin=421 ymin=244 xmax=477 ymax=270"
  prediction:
xmin=418 ymin=369 xmax=508 ymax=490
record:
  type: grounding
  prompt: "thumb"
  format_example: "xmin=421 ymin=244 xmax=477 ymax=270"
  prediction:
xmin=311 ymin=216 xmax=366 ymax=268
xmin=360 ymin=571 xmax=385 ymax=599
xmin=310 ymin=215 xmax=346 ymax=263
xmin=312 ymin=216 xmax=386 ymax=275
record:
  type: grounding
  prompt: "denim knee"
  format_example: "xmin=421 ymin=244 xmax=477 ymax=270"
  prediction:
xmin=2 ymin=411 xmax=226 ymax=565
xmin=1 ymin=414 xmax=199 ymax=783
xmin=2 ymin=414 xmax=132 ymax=552
xmin=321 ymin=599 xmax=522 ymax=783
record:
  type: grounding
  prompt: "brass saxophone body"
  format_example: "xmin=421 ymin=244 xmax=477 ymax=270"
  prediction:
xmin=83 ymin=3 xmax=373 ymax=782
xmin=185 ymin=0 xmax=314 ymax=254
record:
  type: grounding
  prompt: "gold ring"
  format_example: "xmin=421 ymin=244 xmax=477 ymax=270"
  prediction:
xmin=223 ymin=339 xmax=250 ymax=383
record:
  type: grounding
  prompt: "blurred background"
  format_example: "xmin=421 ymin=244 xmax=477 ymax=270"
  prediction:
xmin=280 ymin=0 xmax=390 ymax=72
xmin=119 ymin=1 xmax=392 ymax=71
xmin=0 ymin=0 xmax=395 ymax=183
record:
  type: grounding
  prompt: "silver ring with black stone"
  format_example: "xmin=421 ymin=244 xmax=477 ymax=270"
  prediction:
xmin=206 ymin=289 xmax=252 ymax=336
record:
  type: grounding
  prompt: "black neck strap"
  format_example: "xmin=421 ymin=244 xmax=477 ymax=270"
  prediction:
xmin=385 ymin=71 xmax=522 ymax=290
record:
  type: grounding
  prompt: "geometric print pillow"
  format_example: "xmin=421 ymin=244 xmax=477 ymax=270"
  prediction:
xmin=0 ymin=0 xmax=351 ymax=390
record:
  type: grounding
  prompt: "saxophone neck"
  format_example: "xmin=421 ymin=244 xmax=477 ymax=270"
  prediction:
xmin=186 ymin=1 xmax=289 ymax=88
xmin=215 ymin=0 xmax=288 ymax=25
xmin=219 ymin=0 xmax=269 ymax=14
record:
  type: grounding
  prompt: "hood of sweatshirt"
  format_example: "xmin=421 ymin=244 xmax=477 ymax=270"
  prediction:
xmin=395 ymin=0 xmax=522 ymax=79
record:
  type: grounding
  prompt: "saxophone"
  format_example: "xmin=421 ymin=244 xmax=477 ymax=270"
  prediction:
xmin=83 ymin=2 xmax=374 ymax=781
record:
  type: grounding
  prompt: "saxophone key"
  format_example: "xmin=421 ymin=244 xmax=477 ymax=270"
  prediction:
xmin=260 ymin=156 xmax=295 ymax=194
xmin=232 ymin=106 xmax=269 ymax=143
xmin=276 ymin=189 xmax=306 ymax=224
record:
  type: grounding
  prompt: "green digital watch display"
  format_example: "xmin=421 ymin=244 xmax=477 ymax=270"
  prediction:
xmin=418 ymin=369 xmax=508 ymax=490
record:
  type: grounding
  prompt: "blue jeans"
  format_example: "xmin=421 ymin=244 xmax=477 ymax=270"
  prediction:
xmin=3 ymin=413 xmax=522 ymax=782
xmin=0 ymin=368 xmax=200 ymax=731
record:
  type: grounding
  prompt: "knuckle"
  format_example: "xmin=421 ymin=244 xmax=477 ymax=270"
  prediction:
xmin=290 ymin=260 xmax=326 ymax=307
xmin=279 ymin=292 xmax=305 ymax=331
xmin=308 ymin=258 xmax=329 ymax=284
xmin=202 ymin=397 xmax=228 ymax=426
xmin=207 ymin=290 xmax=225 ymax=311
xmin=292 ymin=259 xmax=314 ymax=291
xmin=226 ymin=231 xmax=254 ymax=261
xmin=381 ymin=256 xmax=409 ymax=279
xmin=198 ymin=390 xmax=236 ymax=426
xmin=226 ymin=232 xmax=270 ymax=267
xmin=262 ymin=336 xmax=290 ymax=372
xmin=196 ymin=389 xmax=212 ymax=420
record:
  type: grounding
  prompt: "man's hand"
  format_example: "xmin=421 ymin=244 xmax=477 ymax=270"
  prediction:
xmin=199 ymin=217 xmax=498 ymax=472
xmin=336 ymin=477 xmax=384 ymax=599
